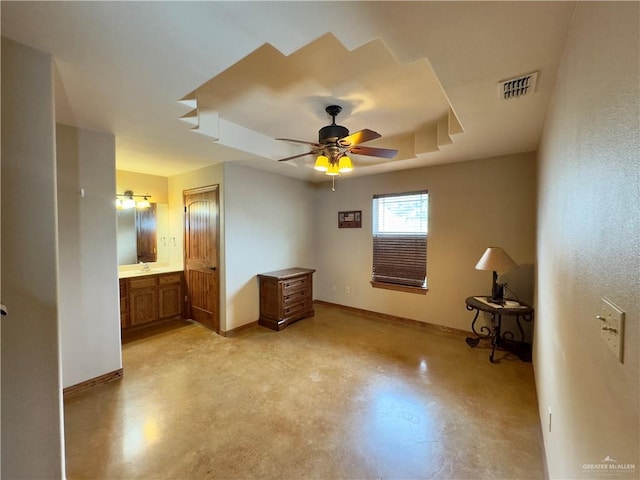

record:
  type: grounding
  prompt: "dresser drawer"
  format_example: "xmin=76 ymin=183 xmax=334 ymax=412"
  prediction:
xmin=282 ymin=275 xmax=309 ymax=293
xmin=283 ymin=301 xmax=311 ymax=319
xmin=283 ymin=288 xmax=310 ymax=306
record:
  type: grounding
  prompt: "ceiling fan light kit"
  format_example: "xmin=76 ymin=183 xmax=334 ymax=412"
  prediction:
xmin=338 ymin=155 xmax=353 ymax=173
xmin=277 ymin=104 xmax=398 ymax=189
xmin=314 ymin=155 xmax=330 ymax=172
xmin=326 ymin=163 xmax=340 ymax=176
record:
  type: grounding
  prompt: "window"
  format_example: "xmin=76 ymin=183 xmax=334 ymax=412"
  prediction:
xmin=372 ymin=191 xmax=429 ymax=291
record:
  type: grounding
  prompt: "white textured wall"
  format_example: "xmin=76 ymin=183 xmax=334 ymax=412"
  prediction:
xmin=313 ymin=153 xmax=537 ymax=332
xmin=56 ymin=124 xmax=122 ymax=389
xmin=1 ymin=37 xmax=65 ymax=478
xmin=536 ymin=2 xmax=640 ymax=478
xmin=223 ymin=163 xmax=315 ymax=331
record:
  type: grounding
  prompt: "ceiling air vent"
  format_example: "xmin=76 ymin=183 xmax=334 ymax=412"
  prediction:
xmin=498 ymin=72 xmax=538 ymax=100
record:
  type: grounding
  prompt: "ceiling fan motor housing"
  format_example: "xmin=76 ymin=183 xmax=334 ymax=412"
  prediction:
xmin=319 ymin=124 xmax=349 ymax=144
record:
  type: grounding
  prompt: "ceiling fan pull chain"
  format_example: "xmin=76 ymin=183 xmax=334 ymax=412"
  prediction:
xmin=332 ymin=176 xmax=336 ymax=192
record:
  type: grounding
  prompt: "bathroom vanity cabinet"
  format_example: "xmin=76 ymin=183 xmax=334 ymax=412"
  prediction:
xmin=119 ymin=271 xmax=184 ymax=331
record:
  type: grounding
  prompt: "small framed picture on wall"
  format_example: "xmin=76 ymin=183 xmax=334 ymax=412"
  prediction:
xmin=338 ymin=210 xmax=361 ymax=228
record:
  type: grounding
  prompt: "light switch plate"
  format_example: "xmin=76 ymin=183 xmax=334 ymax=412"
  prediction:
xmin=600 ymin=297 xmax=625 ymax=362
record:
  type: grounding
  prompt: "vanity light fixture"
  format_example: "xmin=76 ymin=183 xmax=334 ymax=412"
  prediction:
xmin=116 ymin=190 xmax=152 ymax=209
xmin=136 ymin=196 xmax=151 ymax=209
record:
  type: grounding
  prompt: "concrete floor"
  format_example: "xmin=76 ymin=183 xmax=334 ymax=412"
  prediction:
xmin=64 ymin=304 xmax=545 ymax=479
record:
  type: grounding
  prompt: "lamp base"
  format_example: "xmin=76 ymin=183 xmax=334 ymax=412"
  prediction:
xmin=489 ymin=282 xmax=506 ymax=304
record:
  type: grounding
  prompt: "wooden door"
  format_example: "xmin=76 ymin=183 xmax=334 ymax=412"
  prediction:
xmin=184 ymin=186 xmax=220 ymax=332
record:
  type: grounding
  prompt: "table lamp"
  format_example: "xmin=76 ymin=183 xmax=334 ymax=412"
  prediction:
xmin=475 ymin=247 xmax=518 ymax=304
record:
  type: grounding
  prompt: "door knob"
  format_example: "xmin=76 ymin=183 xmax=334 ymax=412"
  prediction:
xmin=209 ymin=266 xmax=217 ymax=271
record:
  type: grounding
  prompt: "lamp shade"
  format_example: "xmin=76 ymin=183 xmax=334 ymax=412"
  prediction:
xmin=314 ymin=155 xmax=330 ymax=172
xmin=475 ymin=247 xmax=518 ymax=272
xmin=338 ymin=155 xmax=353 ymax=173
xmin=326 ymin=162 xmax=340 ymax=176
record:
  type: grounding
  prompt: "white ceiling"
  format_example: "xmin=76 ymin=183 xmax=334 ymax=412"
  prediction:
xmin=1 ymin=1 xmax=577 ymax=182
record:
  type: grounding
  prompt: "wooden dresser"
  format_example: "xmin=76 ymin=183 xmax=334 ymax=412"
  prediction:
xmin=258 ymin=268 xmax=315 ymax=331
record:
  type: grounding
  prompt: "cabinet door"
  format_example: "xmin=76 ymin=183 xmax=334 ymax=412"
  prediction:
xmin=119 ymin=279 xmax=129 ymax=329
xmin=129 ymin=286 xmax=158 ymax=327
xmin=159 ymin=283 xmax=182 ymax=319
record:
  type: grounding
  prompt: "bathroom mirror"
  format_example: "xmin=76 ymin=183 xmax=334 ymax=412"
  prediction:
xmin=117 ymin=203 xmax=170 ymax=266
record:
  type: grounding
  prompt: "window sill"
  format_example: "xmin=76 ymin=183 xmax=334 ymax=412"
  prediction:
xmin=370 ymin=281 xmax=427 ymax=295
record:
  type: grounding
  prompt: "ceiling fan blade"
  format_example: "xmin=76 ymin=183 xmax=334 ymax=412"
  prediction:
xmin=338 ymin=129 xmax=382 ymax=147
xmin=277 ymin=151 xmax=317 ymax=162
xmin=276 ymin=138 xmax=322 ymax=148
xmin=349 ymin=146 xmax=398 ymax=159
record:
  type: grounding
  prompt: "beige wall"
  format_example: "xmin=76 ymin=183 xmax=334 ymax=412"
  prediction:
xmin=223 ymin=163 xmax=315 ymax=331
xmin=169 ymin=154 xmax=536 ymax=335
xmin=1 ymin=37 xmax=65 ymax=478
xmin=116 ymin=169 xmax=169 ymax=203
xmin=536 ymin=2 xmax=639 ymax=478
xmin=168 ymin=162 xmax=316 ymax=332
xmin=313 ymin=152 xmax=537 ymax=332
xmin=57 ymin=124 xmax=122 ymax=389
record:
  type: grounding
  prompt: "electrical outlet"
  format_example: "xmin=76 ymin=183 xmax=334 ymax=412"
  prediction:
xmin=345 ymin=286 xmax=351 ymax=295
xmin=599 ymin=297 xmax=625 ymax=363
xmin=331 ymin=284 xmax=336 ymax=292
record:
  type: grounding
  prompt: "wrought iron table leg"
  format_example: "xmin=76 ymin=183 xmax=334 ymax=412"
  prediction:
xmin=466 ymin=305 xmax=492 ymax=348
xmin=489 ymin=314 xmax=501 ymax=363
xmin=466 ymin=336 xmax=480 ymax=347
xmin=465 ymin=296 xmax=534 ymax=363
xmin=515 ymin=315 xmax=525 ymax=342
xmin=465 ymin=309 xmax=481 ymax=347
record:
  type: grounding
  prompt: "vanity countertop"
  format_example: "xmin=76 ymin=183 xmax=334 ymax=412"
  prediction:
xmin=119 ymin=266 xmax=183 ymax=279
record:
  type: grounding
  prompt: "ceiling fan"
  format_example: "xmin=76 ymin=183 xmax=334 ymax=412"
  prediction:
xmin=276 ymin=105 xmax=398 ymax=176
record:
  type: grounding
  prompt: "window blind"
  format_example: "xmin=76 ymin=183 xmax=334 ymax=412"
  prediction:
xmin=372 ymin=191 xmax=428 ymax=287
